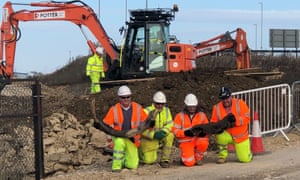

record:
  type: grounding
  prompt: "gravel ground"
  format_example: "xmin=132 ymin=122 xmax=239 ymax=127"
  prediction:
xmin=43 ymin=129 xmax=300 ymax=180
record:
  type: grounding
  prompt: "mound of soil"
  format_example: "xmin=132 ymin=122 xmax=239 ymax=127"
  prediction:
xmin=66 ymin=69 xmax=263 ymax=123
xmin=40 ymin=55 xmax=299 ymax=124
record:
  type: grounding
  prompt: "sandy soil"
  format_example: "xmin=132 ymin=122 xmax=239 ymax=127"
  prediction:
xmin=43 ymin=129 xmax=300 ymax=180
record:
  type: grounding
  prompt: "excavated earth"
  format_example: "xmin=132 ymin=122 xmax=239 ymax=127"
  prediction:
xmin=35 ymin=55 xmax=300 ymax=179
xmin=41 ymin=55 xmax=300 ymax=123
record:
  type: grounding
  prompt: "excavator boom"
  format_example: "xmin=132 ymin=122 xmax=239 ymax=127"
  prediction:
xmin=194 ymin=28 xmax=250 ymax=69
xmin=0 ymin=1 xmax=119 ymax=80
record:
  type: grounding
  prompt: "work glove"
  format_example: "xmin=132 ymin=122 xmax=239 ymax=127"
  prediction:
xmin=227 ymin=113 xmax=236 ymax=127
xmin=154 ymin=130 xmax=167 ymax=140
xmin=129 ymin=137 xmax=135 ymax=143
xmin=149 ymin=120 xmax=156 ymax=128
xmin=184 ymin=129 xmax=194 ymax=137
xmin=223 ymin=113 xmax=236 ymax=128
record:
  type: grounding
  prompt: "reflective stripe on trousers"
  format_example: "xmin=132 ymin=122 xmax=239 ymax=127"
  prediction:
xmin=112 ymin=137 xmax=139 ymax=170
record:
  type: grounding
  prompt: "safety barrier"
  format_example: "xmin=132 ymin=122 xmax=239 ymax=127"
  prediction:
xmin=232 ymin=84 xmax=291 ymax=141
xmin=291 ymin=81 xmax=300 ymax=131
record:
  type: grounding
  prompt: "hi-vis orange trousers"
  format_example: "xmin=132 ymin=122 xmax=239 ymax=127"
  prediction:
xmin=179 ymin=137 xmax=209 ymax=166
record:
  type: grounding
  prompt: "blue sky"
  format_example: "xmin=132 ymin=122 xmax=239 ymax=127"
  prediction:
xmin=2 ymin=0 xmax=300 ymax=74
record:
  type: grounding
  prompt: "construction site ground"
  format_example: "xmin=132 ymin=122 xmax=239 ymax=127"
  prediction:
xmin=38 ymin=55 xmax=300 ymax=179
xmin=44 ymin=130 xmax=300 ymax=180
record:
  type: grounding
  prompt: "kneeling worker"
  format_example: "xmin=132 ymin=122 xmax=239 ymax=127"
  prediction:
xmin=103 ymin=85 xmax=148 ymax=172
xmin=173 ymin=93 xmax=209 ymax=167
xmin=211 ymin=86 xmax=252 ymax=164
xmin=140 ymin=91 xmax=174 ymax=168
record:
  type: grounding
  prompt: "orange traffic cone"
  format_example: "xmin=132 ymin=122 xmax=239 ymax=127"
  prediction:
xmin=251 ymin=112 xmax=265 ymax=155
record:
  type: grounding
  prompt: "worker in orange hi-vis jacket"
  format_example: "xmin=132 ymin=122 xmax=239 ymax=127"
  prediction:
xmin=172 ymin=93 xmax=209 ymax=167
xmin=103 ymin=85 xmax=148 ymax=172
xmin=211 ymin=86 xmax=252 ymax=164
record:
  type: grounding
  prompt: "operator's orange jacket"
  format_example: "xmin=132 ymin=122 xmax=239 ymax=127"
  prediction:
xmin=173 ymin=111 xmax=209 ymax=142
xmin=211 ymin=98 xmax=250 ymax=143
xmin=103 ymin=102 xmax=148 ymax=147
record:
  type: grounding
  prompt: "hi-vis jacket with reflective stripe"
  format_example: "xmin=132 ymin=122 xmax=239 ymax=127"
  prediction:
xmin=210 ymin=98 xmax=250 ymax=143
xmin=142 ymin=104 xmax=173 ymax=139
xmin=86 ymin=54 xmax=104 ymax=76
xmin=173 ymin=111 xmax=209 ymax=143
xmin=103 ymin=102 xmax=148 ymax=146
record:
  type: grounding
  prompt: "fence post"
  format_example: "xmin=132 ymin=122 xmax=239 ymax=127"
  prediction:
xmin=32 ymin=80 xmax=44 ymax=180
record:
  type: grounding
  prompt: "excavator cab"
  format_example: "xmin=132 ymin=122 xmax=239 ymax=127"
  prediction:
xmin=119 ymin=7 xmax=176 ymax=79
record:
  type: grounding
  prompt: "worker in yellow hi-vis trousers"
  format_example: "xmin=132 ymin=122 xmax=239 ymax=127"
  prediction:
xmin=86 ymin=47 xmax=105 ymax=94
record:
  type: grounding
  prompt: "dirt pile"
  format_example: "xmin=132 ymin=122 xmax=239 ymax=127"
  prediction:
xmin=41 ymin=55 xmax=300 ymax=123
xmin=67 ymin=69 xmax=264 ymax=123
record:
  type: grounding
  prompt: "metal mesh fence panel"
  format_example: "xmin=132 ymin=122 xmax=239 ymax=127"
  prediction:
xmin=0 ymin=80 xmax=37 ymax=179
xmin=292 ymin=81 xmax=300 ymax=125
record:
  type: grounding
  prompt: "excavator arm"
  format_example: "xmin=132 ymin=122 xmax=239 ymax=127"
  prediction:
xmin=0 ymin=0 xmax=119 ymax=83
xmin=194 ymin=28 xmax=250 ymax=69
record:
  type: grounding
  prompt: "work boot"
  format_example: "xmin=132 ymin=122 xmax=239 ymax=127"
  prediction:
xmin=112 ymin=169 xmax=122 ymax=173
xmin=216 ymin=158 xmax=226 ymax=164
xmin=196 ymin=160 xmax=203 ymax=166
xmin=159 ymin=161 xmax=170 ymax=168
xmin=102 ymin=146 xmax=113 ymax=156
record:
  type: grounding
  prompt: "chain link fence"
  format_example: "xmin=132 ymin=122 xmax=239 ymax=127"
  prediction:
xmin=0 ymin=79 xmax=43 ymax=180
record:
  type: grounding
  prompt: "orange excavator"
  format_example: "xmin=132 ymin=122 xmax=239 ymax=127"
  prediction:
xmin=194 ymin=28 xmax=250 ymax=70
xmin=0 ymin=1 xmax=250 ymax=91
xmin=0 ymin=1 xmax=120 ymax=84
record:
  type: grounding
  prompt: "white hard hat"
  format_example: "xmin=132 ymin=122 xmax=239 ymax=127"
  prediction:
xmin=184 ymin=93 xmax=198 ymax=106
xmin=117 ymin=85 xmax=132 ymax=96
xmin=153 ymin=91 xmax=167 ymax=103
xmin=96 ymin=46 xmax=104 ymax=54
